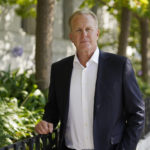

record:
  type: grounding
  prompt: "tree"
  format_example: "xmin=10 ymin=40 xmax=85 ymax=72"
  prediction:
xmin=132 ymin=0 xmax=150 ymax=81
xmin=81 ymin=0 xmax=150 ymax=81
xmin=139 ymin=17 xmax=149 ymax=81
xmin=117 ymin=6 xmax=132 ymax=56
xmin=35 ymin=0 xmax=55 ymax=90
xmin=0 ymin=0 xmax=56 ymax=90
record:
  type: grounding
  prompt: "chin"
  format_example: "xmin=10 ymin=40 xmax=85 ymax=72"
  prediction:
xmin=79 ymin=46 xmax=91 ymax=51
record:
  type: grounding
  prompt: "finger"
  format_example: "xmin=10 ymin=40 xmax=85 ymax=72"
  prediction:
xmin=39 ymin=122 xmax=50 ymax=134
xmin=35 ymin=121 xmax=49 ymax=134
xmin=35 ymin=124 xmax=44 ymax=134
xmin=47 ymin=123 xmax=53 ymax=133
xmin=37 ymin=126 xmax=48 ymax=134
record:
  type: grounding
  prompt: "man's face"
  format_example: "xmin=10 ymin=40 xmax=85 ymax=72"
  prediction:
xmin=69 ymin=14 xmax=99 ymax=53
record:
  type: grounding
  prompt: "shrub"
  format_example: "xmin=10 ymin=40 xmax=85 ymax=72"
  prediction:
xmin=0 ymin=97 xmax=44 ymax=147
xmin=0 ymin=69 xmax=46 ymax=147
xmin=0 ymin=69 xmax=47 ymax=110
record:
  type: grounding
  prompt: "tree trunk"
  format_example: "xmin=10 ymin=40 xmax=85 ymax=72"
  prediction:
xmin=63 ymin=0 xmax=73 ymax=39
xmin=117 ymin=7 xmax=132 ymax=56
xmin=139 ymin=17 xmax=149 ymax=81
xmin=35 ymin=0 xmax=55 ymax=90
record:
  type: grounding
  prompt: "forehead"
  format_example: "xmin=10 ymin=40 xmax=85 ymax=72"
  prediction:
xmin=71 ymin=14 xmax=96 ymax=28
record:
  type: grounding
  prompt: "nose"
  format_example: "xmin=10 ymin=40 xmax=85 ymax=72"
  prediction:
xmin=81 ymin=30 xmax=87 ymax=37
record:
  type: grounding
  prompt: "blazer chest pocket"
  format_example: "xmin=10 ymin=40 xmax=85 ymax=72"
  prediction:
xmin=110 ymin=134 xmax=122 ymax=145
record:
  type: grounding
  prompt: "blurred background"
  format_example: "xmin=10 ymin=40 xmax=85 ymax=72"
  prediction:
xmin=0 ymin=0 xmax=150 ymax=149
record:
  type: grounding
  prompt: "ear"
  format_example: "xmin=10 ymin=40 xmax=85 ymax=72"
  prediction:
xmin=97 ymin=29 xmax=100 ymax=37
xmin=95 ymin=29 xmax=100 ymax=41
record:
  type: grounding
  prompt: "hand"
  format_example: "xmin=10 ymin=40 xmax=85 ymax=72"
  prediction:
xmin=35 ymin=120 xmax=53 ymax=134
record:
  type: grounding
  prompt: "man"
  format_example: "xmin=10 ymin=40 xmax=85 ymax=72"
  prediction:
xmin=35 ymin=10 xmax=145 ymax=150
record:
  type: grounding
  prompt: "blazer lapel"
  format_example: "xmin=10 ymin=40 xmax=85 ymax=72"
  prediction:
xmin=62 ymin=56 xmax=74 ymax=125
xmin=94 ymin=50 xmax=105 ymax=119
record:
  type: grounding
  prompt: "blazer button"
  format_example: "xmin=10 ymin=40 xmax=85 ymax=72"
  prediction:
xmin=96 ymin=105 xmax=101 ymax=109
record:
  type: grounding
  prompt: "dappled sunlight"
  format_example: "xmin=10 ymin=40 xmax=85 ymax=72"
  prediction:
xmin=0 ymin=6 xmax=35 ymax=72
xmin=52 ymin=39 xmax=75 ymax=62
xmin=0 ymin=0 xmax=149 ymax=149
xmin=0 ymin=5 xmax=35 ymax=72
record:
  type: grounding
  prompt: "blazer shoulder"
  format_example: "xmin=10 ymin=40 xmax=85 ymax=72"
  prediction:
xmin=52 ymin=55 xmax=74 ymax=68
xmin=102 ymin=51 xmax=127 ymax=64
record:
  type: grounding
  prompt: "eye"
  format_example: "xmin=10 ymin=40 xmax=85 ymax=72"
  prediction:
xmin=86 ymin=28 xmax=91 ymax=32
xmin=76 ymin=29 xmax=82 ymax=32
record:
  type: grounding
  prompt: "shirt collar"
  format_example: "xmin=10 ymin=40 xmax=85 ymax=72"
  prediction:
xmin=89 ymin=47 xmax=99 ymax=64
xmin=74 ymin=47 xmax=99 ymax=67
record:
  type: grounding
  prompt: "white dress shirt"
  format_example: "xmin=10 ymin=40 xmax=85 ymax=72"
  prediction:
xmin=65 ymin=48 xmax=99 ymax=150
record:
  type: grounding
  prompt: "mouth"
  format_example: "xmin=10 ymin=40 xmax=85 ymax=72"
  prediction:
xmin=80 ymin=41 xmax=89 ymax=43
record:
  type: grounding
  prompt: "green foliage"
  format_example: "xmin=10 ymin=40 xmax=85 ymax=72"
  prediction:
xmin=137 ymin=77 xmax=150 ymax=97
xmin=0 ymin=117 xmax=11 ymax=147
xmin=80 ymin=0 xmax=150 ymax=64
xmin=0 ymin=98 xmax=44 ymax=147
xmin=0 ymin=0 xmax=37 ymax=18
xmin=80 ymin=0 xmax=150 ymax=17
xmin=130 ymin=0 xmax=150 ymax=17
xmin=15 ymin=0 xmax=37 ymax=18
xmin=0 ymin=69 xmax=46 ymax=147
xmin=132 ymin=59 xmax=150 ymax=97
xmin=80 ymin=0 xmax=97 ymax=9
xmin=0 ymin=69 xmax=46 ymax=110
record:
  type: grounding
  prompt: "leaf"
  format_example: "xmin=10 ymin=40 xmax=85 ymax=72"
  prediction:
xmin=0 ymin=69 xmax=45 ymax=146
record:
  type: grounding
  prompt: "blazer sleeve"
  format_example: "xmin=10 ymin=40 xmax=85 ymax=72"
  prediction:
xmin=120 ymin=58 xmax=145 ymax=150
xmin=42 ymin=64 xmax=59 ymax=127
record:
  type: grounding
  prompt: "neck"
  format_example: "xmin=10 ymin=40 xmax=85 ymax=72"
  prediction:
xmin=77 ymin=48 xmax=96 ymax=67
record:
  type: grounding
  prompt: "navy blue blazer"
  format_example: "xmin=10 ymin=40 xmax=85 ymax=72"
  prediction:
xmin=43 ymin=50 xmax=145 ymax=150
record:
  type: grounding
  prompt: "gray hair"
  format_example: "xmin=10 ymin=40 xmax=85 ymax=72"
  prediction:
xmin=68 ymin=9 xmax=98 ymax=30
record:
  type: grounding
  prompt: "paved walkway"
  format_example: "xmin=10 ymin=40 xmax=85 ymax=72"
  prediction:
xmin=137 ymin=132 xmax=150 ymax=150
